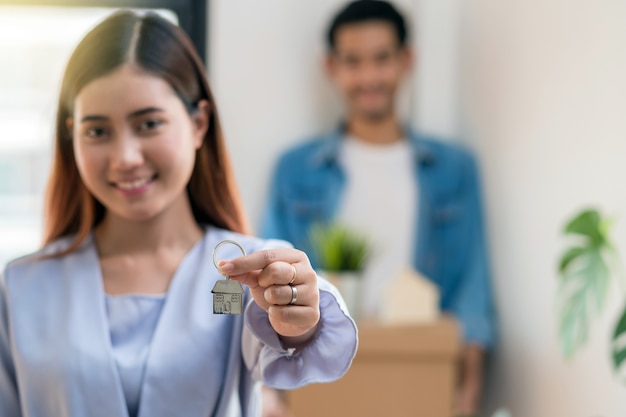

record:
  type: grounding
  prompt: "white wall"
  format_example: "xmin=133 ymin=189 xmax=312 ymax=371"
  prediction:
xmin=461 ymin=1 xmax=626 ymax=416
xmin=210 ymin=1 xmax=626 ymax=416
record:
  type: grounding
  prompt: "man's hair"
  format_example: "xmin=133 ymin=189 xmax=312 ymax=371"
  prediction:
xmin=326 ymin=0 xmax=408 ymax=50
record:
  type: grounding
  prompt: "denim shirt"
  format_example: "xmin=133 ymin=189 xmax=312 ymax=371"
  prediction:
xmin=261 ymin=128 xmax=495 ymax=348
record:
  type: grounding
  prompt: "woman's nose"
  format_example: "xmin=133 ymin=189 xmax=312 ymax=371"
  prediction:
xmin=109 ymin=133 xmax=144 ymax=170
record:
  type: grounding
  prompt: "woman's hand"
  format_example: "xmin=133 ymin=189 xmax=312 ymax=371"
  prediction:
xmin=217 ymin=248 xmax=320 ymax=341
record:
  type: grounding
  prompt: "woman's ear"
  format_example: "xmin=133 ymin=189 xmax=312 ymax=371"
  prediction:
xmin=192 ymin=100 xmax=210 ymax=149
xmin=66 ymin=117 xmax=74 ymax=138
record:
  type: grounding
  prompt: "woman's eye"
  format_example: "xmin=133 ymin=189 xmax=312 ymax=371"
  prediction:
xmin=85 ymin=127 xmax=107 ymax=138
xmin=138 ymin=119 xmax=164 ymax=132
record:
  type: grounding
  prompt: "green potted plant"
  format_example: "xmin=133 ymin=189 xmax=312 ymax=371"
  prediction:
xmin=309 ymin=222 xmax=371 ymax=319
xmin=557 ymin=208 xmax=626 ymax=372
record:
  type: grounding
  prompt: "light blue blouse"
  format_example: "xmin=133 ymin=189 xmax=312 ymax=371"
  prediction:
xmin=0 ymin=227 xmax=359 ymax=417
xmin=106 ymin=294 xmax=166 ymax=417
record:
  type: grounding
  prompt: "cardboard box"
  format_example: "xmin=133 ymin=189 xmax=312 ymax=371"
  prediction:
xmin=287 ymin=317 xmax=460 ymax=417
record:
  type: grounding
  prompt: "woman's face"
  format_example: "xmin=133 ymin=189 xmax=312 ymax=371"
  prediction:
xmin=70 ymin=64 xmax=208 ymax=223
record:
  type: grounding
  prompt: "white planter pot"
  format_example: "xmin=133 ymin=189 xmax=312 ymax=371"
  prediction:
xmin=322 ymin=271 xmax=363 ymax=320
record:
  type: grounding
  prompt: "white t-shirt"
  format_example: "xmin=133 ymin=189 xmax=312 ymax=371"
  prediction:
xmin=337 ymin=136 xmax=417 ymax=319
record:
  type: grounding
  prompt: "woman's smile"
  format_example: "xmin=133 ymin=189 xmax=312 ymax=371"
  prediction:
xmin=111 ymin=174 xmax=158 ymax=197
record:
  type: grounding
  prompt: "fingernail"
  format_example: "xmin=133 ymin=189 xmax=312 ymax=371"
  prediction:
xmin=218 ymin=261 xmax=234 ymax=274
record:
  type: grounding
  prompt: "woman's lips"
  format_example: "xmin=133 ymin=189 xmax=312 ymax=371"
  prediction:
xmin=112 ymin=175 xmax=157 ymax=196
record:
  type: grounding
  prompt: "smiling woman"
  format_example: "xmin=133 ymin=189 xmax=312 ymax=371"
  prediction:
xmin=0 ymin=9 xmax=357 ymax=417
xmin=45 ymin=11 xmax=245 ymax=255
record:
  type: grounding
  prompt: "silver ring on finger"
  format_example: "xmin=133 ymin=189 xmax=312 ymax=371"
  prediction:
xmin=288 ymin=284 xmax=298 ymax=305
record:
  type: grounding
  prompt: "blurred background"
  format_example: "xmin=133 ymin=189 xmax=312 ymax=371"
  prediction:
xmin=1 ymin=0 xmax=625 ymax=416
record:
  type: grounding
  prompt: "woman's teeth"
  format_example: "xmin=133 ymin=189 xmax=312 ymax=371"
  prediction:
xmin=116 ymin=177 xmax=151 ymax=190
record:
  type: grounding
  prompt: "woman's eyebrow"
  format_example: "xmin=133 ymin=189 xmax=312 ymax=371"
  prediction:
xmin=127 ymin=107 xmax=165 ymax=119
xmin=79 ymin=107 xmax=165 ymax=123
xmin=80 ymin=115 xmax=108 ymax=123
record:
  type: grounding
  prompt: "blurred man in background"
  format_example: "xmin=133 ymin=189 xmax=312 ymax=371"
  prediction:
xmin=262 ymin=1 xmax=495 ymax=415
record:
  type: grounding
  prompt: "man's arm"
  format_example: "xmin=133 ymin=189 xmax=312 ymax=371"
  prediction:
xmin=450 ymin=153 xmax=495 ymax=415
xmin=450 ymin=152 xmax=495 ymax=348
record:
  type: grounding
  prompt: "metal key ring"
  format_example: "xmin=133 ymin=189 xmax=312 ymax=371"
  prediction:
xmin=213 ymin=240 xmax=247 ymax=278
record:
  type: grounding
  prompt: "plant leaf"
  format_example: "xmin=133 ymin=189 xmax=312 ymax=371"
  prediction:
xmin=557 ymin=209 xmax=615 ymax=359
xmin=558 ymin=285 xmax=589 ymax=359
xmin=309 ymin=223 xmax=372 ymax=272
xmin=612 ymin=303 xmax=626 ymax=371
xmin=559 ymin=246 xmax=587 ymax=273
xmin=585 ymin=249 xmax=610 ymax=313
xmin=564 ymin=209 xmax=605 ymax=246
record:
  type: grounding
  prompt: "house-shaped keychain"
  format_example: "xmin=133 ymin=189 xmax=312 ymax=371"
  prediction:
xmin=212 ymin=239 xmax=247 ymax=315
xmin=211 ymin=279 xmax=244 ymax=314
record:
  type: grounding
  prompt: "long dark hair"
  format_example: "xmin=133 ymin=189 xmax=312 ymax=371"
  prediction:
xmin=44 ymin=10 xmax=248 ymax=253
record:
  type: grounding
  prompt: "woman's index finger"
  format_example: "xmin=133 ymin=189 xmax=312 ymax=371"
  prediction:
xmin=217 ymin=247 xmax=302 ymax=276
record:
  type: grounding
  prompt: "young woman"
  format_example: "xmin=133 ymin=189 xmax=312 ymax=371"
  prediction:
xmin=0 ymin=11 xmax=357 ymax=417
